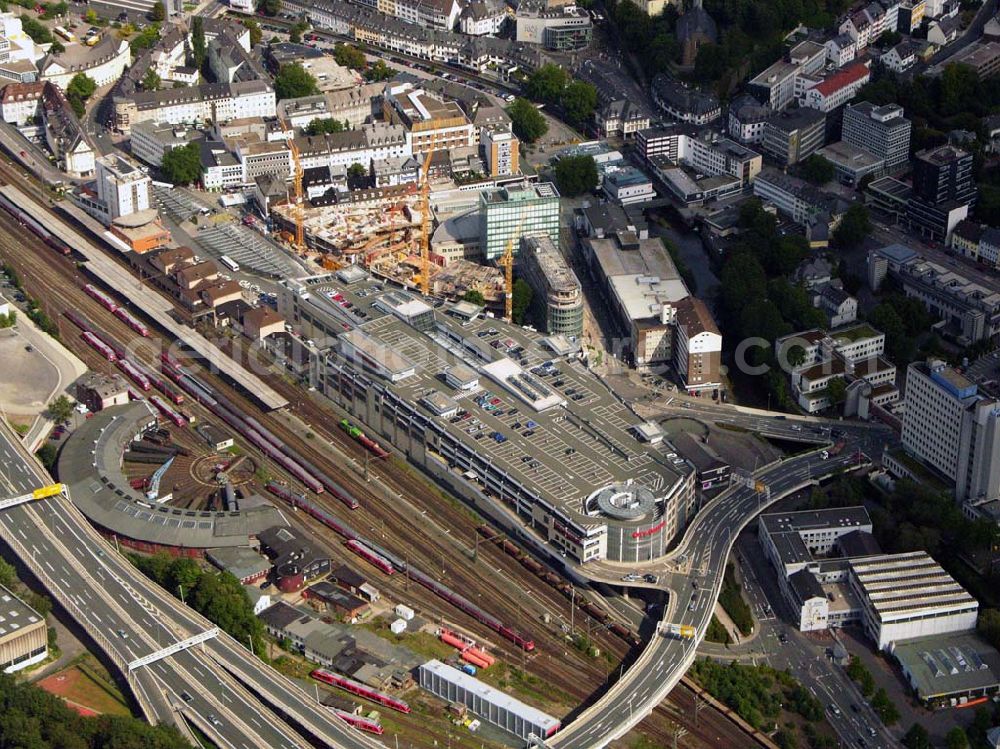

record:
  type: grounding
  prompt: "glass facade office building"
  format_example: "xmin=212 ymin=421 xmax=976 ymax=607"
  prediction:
xmin=479 ymin=182 xmax=560 ymax=260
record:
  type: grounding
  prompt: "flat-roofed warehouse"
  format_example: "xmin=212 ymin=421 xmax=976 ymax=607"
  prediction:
xmin=419 ymin=659 xmax=560 ymax=741
xmin=279 ymin=269 xmax=695 ymax=564
xmin=0 ymin=586 xmax=47 ymax=672
xmin=891 ymin=632 xmax=1000 ymax=708
xmin=850 ymin=551 xmax=979 ymax=650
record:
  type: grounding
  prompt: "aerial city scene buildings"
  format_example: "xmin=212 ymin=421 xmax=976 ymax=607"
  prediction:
xmin=2 ymin=0 xmax=1000 ymax=746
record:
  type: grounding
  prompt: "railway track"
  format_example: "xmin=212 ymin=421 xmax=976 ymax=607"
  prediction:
xmin=0 ymin=158 xmax=761 ymax=748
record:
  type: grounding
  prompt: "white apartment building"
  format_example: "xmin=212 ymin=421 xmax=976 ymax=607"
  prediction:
xmin=673 ymin=296 xmax=722 ymax=392
xmin=113 ymin=81 xmax=275 ymax=135
xmin=295 ymin=122 xmax=410 ymax=171
xmin=800 ymin=61 xmax=871 ymax=113
xmin=901 ymin=360 xmax=1000 ymax=505
xmin=129 ymin=121 xmax=202 ymax=167
xmin=40 ymin=36 xmax=131 ymax=90
xmin=850 ymin=552 xmax=978 ymax=651
xmin=825 ymin=33 xmax=857 ymax=67
xmin=842 ymin=101 xmax=912 ymax=170
xmin=727 ymin=94 xmax=770 ymax=145
xmin=748 ymin=40 xmax=825 ymax=110
xmin=459 ymin=0 xmax=508 ymax=35
xmin=0 ymin=80 xmax=41 ymax=126
xmin=96 ymin=154 xmax=151 ymax=221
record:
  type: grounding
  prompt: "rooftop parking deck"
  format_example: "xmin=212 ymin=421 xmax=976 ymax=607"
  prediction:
xmin=280 ymin=270 xmax=695 ymax=563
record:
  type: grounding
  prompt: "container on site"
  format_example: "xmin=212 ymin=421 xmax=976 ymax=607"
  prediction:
xmin=390 ymin=618 xmax=407 ymax=635
xmin=394 ymin=604 xmax=414 ymax=621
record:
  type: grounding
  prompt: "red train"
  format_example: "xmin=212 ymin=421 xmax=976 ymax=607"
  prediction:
xmin=310 ymin=670 xmax=410 ymax=714
xmin=331 ymin=710 xmax=383 ymax=735
xmin=83 ymin=283 xmax=118 ymax=312
xmin=346 ymin=539 xmax=394 ymax=575
xmin=114 ymin=307 xmax=149 ymax=337
xmin=150 ymin=395 xmax=186 ymax=428
xmin=118 ymin=359 xmax=151 ymax=391
xmin=81 ymin=331 xmax=117 ymax=362
xmin=127 ymin=386 xmax=145 ymax=401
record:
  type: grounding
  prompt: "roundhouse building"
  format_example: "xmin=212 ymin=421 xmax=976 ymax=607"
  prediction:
xmin=57 ymin=402 xmax=287 ymax=555
xmin=279 ymin=269 xmax=696 ymax=564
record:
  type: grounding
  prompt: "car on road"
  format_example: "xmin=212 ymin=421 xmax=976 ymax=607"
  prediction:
xmin=181 ymin=692 xmax=192 ymax=702
xmin=778 ymin=632 xmax=788 ymax=643
xmin=828 ymin=704 xmax=841 ymax=717
xmin=117 ymin=629 xmax=128 ymax=639
xmin=692 ymin=580 xmax=698 ymax=589
xmin=622 ymin=573 xmax=640 ymax=582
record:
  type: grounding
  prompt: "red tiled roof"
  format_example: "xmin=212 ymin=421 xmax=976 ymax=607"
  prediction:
xmin=811 ymin=62 xmax=869 ymax=97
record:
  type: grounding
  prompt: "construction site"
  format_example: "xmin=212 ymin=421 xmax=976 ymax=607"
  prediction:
xmin=268 ymin=146 xmax=508 ymax=312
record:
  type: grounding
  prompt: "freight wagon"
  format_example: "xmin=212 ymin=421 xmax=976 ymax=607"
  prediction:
xmin=339 ymin=418 xmax=389 ymax=459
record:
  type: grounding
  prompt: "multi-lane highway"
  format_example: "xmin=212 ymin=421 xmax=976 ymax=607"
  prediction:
xmin=0 ymin=422 xmax=380 ymax=749
xmin=549 ymin=428 xmax=878 ymax=748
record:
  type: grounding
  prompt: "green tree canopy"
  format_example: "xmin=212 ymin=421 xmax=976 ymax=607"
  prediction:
xmin=834 ymin=204 xmax=872 ymax=248
xmin=333 ymin=43 xmax=367 ymax=70
xmin=511 ymin=278 xmax=533 ymax=325
xmin=274 ymin=62 xmax=319 ymax=100
xmin=151 ymin=0 xmax=165 ymax=21
xmin=366 ymin=59 xmax=393 ymax=82
xmin=944 ymin=727 xmax=968 ymax=749
xmin=47 ymin=394 xmax=74 ymax=423
xmin=902 ymin=724 xmax=931 ymax=749
xmin=190 ymin=16 xmax=206 ymax=70
xmin=826 ymin=376 xmax=847 ymax=405
xmin=142 ymin=67 xmax=161 ymax=91
xmin=560 ymin=80 xmax=597 ymax=128
xmin=800 ymin=154 xmax=835 ymax=185
xmin=462 ymin=289 xmax=485 ymax=305
xmin=525 ymin=63 xmax=568 ymax=104
xmin=306 ymin=117 xmax=345 ymax=135
xmin=243 ymin=19 xmax=262 ymax=47
xmin=258 ymin=0 xmax=281 ymax=15
xmin=554 ymin=154 xmax=598 ymax=197
xmin=289 ymin=20 xmax=307 ymax=44
xmin=507 ymin=98 xmax=548 ymax=143
xmin=161 ymin=142 xmax=203 ymax=186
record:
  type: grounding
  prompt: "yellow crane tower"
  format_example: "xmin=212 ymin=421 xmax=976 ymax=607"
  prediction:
xmin=419 ymin=149 xmax=434 ymax=297
xmin=279 ymin=117 xmax=305 ymax=251
xmin=498 ymin=222 xmax=522 ymax=322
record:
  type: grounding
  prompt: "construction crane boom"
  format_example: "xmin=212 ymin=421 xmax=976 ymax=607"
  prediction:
xmin=279 ymin=117 xmax=305 ymax=252
xmin=498 ymin=221 xmax=522 ymax=322
xmin=419 ymin=150 xmax=434 ymax=297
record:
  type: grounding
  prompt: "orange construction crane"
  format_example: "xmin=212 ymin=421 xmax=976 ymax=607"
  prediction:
xmin=419 ymin=149 xmax=434 ymax=297
xmin=278 ymin=117 xmax=305 ymax=251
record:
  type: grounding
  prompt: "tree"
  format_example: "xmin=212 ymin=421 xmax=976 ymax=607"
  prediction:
xmin=333 ymin=43 xmax=367 ymax=70
xmin=0 ymin=309 xmax=15 ymax=328
xmin=511 ymin=278 xmax=533 ymax=324
xmin=151 ymin=0 xmax=165 ymax=21
xmin=129 ymin=23 xmax=161 ymax=53
xmin=306 ymin=117 xmax=345 ymax=135
xmin=85 ymin=8 xmax=98 ymax=23
xmin=560 ymin=80 xmax=597 ymax=128
xmin=258 ymin=0 xmax=281 ymax=15
xmin=191 ymin=16 xmax=206 ymax=71
xmin=47 ymin=395 xmax=73 ymax=424
xmin=945 ymin=727 xmax=968 ymax=749
xmin=834 ymin=204 xmax=872 ymax=249
xmin=36 ymin=442 xmax=57 ymax=471
xmin=243 ymin=19 xmax=262 ymax=47
xmin=507 ymin=98 xmax=548 ymax=144
xmin=826 ymin=376 xmax=847 ymax=405
xmin=800 ymin=154 xmax=834 ymax=185
xmin=18 ymin=15 xmax=53 ymax=44
xmin=554 ymin=154 xmax=598 ymax=197
xmin=462 ymin=289 xmax=485 ymax=305
xmin=347 ymin=162 xmax=367 ymax=182
xmin=289 ymin=20 xmax=307 ymax=44
xmin=366 ymin=59 xmax=393 ymax=82
xmin=871 ymin=687 xmax=899 ymax=726
xmin=0 ymin=558 xmax=16 ymax=589
xmin=525 ymin=63 xmax=568 ymax=104
xmin=274 ymin=62 xmax=319 ymax=100
xmin=160 ymin=142 xmax=203 ymax=186
xmin=67 ymin=73 xmax=96 ymax=101
xmin=141 ymin=67 xmax=161 ymax=92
